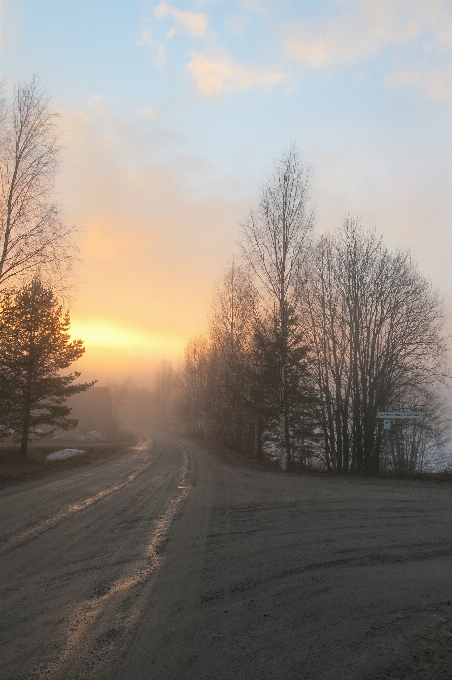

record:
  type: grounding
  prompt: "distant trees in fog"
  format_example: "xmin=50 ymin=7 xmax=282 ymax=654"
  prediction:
xmin=106 ymin=377 xmax=133 ymax=439
xmin=176 ymin=146 xmax=450 ymax=474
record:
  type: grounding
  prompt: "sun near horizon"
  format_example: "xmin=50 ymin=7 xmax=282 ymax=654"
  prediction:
xmin=3 ymin=1 xmax=451 ymax=386
xmin=69 ymin=317 xmax=187 ymax=386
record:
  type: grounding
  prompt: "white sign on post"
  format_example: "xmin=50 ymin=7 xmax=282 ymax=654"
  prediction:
xmin=377 ymin=410 xmax=424 ymax=475
xmin=378 ymin=411 xmax=423 ymax=420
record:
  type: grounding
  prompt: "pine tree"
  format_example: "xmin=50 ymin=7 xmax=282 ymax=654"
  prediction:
xmin=0 ymin=279 xmax=96 ymax=455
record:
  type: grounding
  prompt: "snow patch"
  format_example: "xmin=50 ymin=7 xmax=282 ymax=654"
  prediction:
xmin=46 ymin=449 xmax=86 ymax=461
xmin=86 ymin=430 xmax=105 ymax=441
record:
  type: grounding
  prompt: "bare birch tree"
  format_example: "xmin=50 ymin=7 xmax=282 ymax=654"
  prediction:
xmin=240 ymin=144 xmax=314 ymax=470
xmin=0 ymin=75 xmax=76 ymax=287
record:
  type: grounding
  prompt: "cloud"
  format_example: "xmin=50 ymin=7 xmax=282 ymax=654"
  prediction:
xmin=140 ymin=105 xmax=154 ymax=119
xmin=155 ymin=2 xmax=207 ymax=38
xmin=386 ymin=66 xmax=452 ymax=101
xmin=87 ymin=94 xmax=108 ymax=115
xmin=155 ymin=44 xmax=166 ymax=65
xmin=136 ymin=29 xmax=153 ymax=47
xmin=240 ymin=0 xmax=266 ymax=14
xmin=136 ymin=28 xmax=166 ymax=65
xmin=284 ymin=1 xmax=436 ymax=68
xmin=187 ymin=52 xmax=286 ymax=95
xmin=283 ymin=1 xmax=452 ymax=103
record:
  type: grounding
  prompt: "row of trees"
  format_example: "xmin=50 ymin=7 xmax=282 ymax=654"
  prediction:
xmin=0 ymin=77 xmax=93 ymax=455
xmin=177 ymin=146 xmax=450 ymax=473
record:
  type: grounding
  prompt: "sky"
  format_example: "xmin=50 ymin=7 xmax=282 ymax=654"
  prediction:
xmin=1 ymin=0 xmax=452 ymax=385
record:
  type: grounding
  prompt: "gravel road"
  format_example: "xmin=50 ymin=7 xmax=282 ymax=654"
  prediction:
xmin=1 ymin=433 xmax=452 ymax=680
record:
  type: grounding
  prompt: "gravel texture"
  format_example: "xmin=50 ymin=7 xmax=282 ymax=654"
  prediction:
xmin=1 ymin=433 xmax=452 ymax=680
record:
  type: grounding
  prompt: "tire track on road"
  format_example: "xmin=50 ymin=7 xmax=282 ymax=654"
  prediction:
xmin=0 ymin=438 xmax=154 ymax=549
xmin=33 ymin=447 xmax=191 ymax=680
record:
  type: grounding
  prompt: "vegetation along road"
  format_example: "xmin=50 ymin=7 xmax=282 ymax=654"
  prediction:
xmin=1 ymin=434 xmax=452 ymax=680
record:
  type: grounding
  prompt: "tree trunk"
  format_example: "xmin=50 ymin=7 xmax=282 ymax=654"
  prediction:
xmin=279 ymin=328 xmax=287 ymax=469
xmin=20 ymin=402 xmax=30 ymax=457
xmin=285 ymin=409 xmax=292 ymax=470
xmin=20 ymin=362 xmax=33 ymax=457
xmin=279 ymin=412 xmax=286 ymax=471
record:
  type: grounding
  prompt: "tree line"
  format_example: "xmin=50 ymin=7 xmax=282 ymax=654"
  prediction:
xmin=176 ymin=146 xmax=450 ymax=473
xmin=0 ymin=77 xmax=94 ymax=456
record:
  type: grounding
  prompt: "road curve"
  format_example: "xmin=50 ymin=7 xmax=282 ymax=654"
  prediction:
xmin=1 ymin=434 xmax=452 ymax=680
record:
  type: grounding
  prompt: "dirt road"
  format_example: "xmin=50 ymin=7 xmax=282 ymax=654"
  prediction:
xmin=1 ymin=434 xmax=452 ymax=680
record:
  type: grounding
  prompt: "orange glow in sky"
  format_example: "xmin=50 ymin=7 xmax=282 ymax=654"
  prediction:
xmin=70 ymin=319 xmax=184 ymax=356
xmin=70 ymin=318 xmax=186 ymax=385
xmin=4 ymin=1 xmax=452 ymax=386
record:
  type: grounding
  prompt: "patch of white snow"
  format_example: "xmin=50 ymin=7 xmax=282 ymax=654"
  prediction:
xmin=86 ymin=430 xmax=105 ymax=441
xmin=46 ymin=449 xmax=86 ymax=461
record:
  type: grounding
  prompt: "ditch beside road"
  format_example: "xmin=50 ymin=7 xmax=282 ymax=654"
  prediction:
xmin=1 ymin=433 xmax=452 ymax=679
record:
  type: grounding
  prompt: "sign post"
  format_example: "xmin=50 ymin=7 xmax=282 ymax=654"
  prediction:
xmin=377 ymin=411 xmax=423 ymax=473
xmin=383 ymin=419 xmax=391 ymax=473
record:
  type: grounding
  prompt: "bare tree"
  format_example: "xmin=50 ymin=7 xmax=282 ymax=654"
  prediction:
xmin=177 ymin=265 xmax=266 ymax=456
xmin=209 ymin=263 xmax=259 ymax=451
xmin=106 ymin=377 xmax=133 ymax=437
xmin=0 ymin=75 xmax=76 ymax=288
xmin=240 ymin=144 xmax=314 ymax=469
xmin=210 ymin=262 xmax=257 ymax=360
xmin=153 ymin=360 xmax=175 ymax=431
xmin=302 ymin=234 xmax=350 ymax=471
xmin=176 ymin=336 xmax=212 ymax=437
xmin=302 ymin=217 xmax=448 ymax=472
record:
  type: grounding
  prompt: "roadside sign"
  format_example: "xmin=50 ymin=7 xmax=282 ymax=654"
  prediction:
xmin=378 ymin=411 xmax=423 ymax=420
xmin=378 ymin=410 xmax=423 ymax=475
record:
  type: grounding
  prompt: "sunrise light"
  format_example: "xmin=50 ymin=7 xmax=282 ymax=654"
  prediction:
xmin=70 ymin=319 xmax=183 ymax=357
